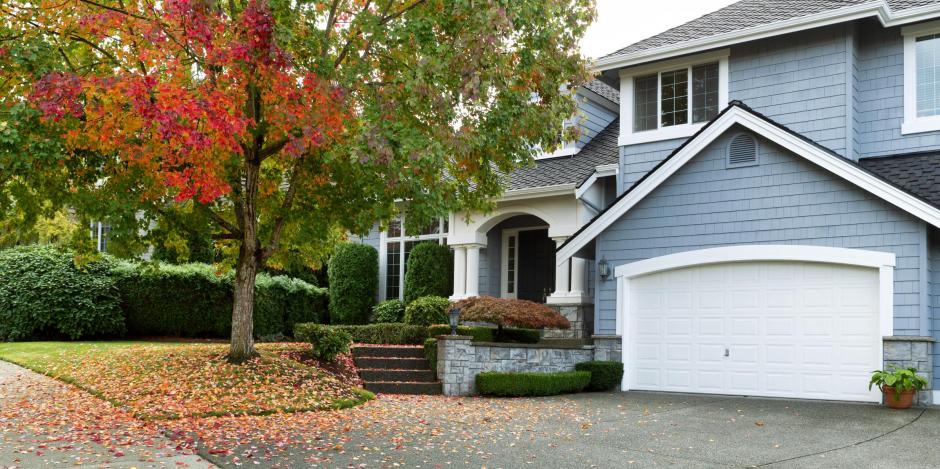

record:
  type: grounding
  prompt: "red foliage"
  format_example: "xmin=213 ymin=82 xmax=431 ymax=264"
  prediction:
xmin=451 ymin=296 xmax=570 ymax=330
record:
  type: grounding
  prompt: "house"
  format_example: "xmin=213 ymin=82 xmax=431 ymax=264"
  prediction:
xmin=361 ymin=0 xmax=940 ymax=404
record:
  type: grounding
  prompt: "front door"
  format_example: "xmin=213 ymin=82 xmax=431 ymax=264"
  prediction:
xmin=516 ymin=229 xmax=555 ymax=302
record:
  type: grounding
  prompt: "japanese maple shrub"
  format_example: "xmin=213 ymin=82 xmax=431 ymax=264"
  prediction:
xmin=451 ymin=296 xmax=569 ymax=340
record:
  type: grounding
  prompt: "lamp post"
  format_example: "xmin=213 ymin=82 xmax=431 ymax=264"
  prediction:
xmin=448 ymin=307 xmax=460 ymax=335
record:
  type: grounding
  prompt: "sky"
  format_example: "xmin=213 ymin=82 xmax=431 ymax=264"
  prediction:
xmin=581 ymin=0 xmax=738 ymax=59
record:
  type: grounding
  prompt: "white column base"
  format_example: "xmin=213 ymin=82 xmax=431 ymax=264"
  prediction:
xmin=546 ymin=293 xmax=593 ymax=305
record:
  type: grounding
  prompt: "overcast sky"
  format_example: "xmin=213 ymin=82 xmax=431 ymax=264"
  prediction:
xmin=581 ymin=0 xmax=738 ymax=59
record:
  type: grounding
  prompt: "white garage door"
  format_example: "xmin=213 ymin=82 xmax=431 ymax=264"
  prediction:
xmin=628 ymin=261 xmax=882 ymax=402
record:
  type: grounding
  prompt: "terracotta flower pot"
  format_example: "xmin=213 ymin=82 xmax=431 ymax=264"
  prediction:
xmin=882 ymin=386 xmax=917 ymax=409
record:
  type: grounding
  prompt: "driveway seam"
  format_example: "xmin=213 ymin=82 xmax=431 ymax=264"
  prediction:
xmin=749 ymin=407 xmax=928 ymax=468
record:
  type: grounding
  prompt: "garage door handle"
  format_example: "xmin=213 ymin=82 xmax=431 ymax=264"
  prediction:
xmin=724 ymin=348 xmax=729 ymax=357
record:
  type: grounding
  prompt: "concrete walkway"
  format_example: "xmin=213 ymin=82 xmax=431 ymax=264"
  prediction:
xmin=0 ymin=360 xmax=214 ymax=468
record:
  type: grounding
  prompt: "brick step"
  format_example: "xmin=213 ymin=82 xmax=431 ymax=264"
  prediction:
xmin=352 ymin=345 xmax=425 ymax=359
xmin=359 ymin=368 xmax=437 ymax=383
xmin=354 ymin=357 xmax=429 ymax=370
xmin=363 ymin=381 xmax=442 ymax=395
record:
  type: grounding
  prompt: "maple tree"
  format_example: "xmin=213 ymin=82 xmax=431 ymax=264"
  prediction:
xmin=1 ymin=0 xmax=593 ymax=361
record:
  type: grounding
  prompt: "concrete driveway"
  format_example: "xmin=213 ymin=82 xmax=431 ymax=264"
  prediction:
xmin=204 ymin=391 xmax=940 ymax=468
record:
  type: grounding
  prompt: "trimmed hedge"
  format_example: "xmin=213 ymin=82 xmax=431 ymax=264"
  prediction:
xmin=0 ymin=246 xmax=125 ymax=341
xmin=424 ymin=338 xmax=437 ymax=373
xmin=371 ymin=299 xmax=405 ymax=323
xmin=403 ymin=295 xmax=449 ymax=326
xmin=325 ymin=323 xmax=428 ymax=345
xmin=575 ymin=361 xmax=624 ymax=391
xmin=476 ymin=371 xmax=591 ymax=397
xmin=328 ymin=243 xmax=378 ymax=324
xmin=403 ymin=242 xmax=451 ymax=303
xmin=294 ymin=323 xmax=352 ymax=361
xmin=113 ymin=262 xmax=326 ymax=338
xmin=426 ymin=324 xmax=540 ymax=344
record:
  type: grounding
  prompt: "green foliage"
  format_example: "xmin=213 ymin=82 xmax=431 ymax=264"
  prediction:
xmin=371 ymin=299 xmax=405 ymax=323
xmin=328 ymin=243 xmax=378 ymax=324
xmin=869 ymin=366 xmax=929 ymax=398
xmin=403 ymin=296 xmax=450 ymax=327
xmin=0 ymin=245 xmax=125 ymax=340
xmin=476 ymin=371 xmax=591 ymax=397
xmin=575 ymin=361 xmax=624 ymax=391
xmin=113 ymin=262 xmax=326 ymax=338
xmin=425 ymin=324 xmax=540 ymax=343
xmin=403 ymin=242 xmax=452 ymax=303
xmin=293 ymin=323 xmax=352 ymax=361
xmin=325 ymin=323 xmax=428 ymax=345
xmin=424 ymin=338 xmax=437 ymax=373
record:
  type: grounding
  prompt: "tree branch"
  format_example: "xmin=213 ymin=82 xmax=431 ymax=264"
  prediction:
xmin=198 ymin=203 xmax=242 ymax=236
xmin=332 ymin=0 xmax=373 ymax=69
xmin=261 ymin=163 xmax=301 ymax=260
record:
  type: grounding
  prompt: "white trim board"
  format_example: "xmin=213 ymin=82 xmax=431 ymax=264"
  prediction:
xmin=901 ymin=19 xmax=940 ymax=135
xmin=500 ymin=225 xmax=549 ymax=299
xmin=593 ymin=1 xmax=940 ymax=73
xmin=557 ymin=104 xmax=940 ymax=264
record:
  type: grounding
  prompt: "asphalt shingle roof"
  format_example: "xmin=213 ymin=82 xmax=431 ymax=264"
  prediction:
xmin=504 ymin=118 xmax=619 ymax=191
xmin=582 ymin=80 xmax=619 ymax=104
xmin=601 ymin=0 xmax=939 ymax=60
xmin=859 ymin=153 xmax=940 ymax=208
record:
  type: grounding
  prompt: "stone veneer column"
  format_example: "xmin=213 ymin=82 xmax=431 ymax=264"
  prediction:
xmin=883 ymin=336 xmax=935 ymax=404
xmin=437 ymin=335 xmax=473 ymax=396
xmin=451 ymin=246 xmax=467 ymax=299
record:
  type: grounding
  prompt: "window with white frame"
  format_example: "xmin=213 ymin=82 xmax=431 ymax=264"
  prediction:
xmin=903 ymin=20 xmax=940 ymax=134
xmin=620 ymin=50 xmax=728 ymax=145
xmin=90 ymin=221 xmax=111 ymax=252
xmin=381 ymin=217 xmax=449 ymax=300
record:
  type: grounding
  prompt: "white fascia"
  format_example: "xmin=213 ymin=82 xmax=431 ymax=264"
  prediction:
xmin=499 ymin=183 xmax=576 ymax=202
xmin=594 ymin=1 xmax=940 ymax=73
xmin=557 ymin=105 xmax=940 ymax=264
xmin=575 ymin=164 xmax=619 ymax=200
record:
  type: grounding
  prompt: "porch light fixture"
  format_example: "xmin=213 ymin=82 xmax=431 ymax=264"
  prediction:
xmin=598 ymin=257 xmax=611 ymax=279
xmin=448 ymin=307 xmax=460 ymax=335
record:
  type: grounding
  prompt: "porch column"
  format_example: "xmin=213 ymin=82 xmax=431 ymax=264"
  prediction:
xmin=550 ymin=237 xmax=570 ymax=299
xmin=465 ymin=244 xmax=482 ymax=297
xmin=570 ymin=257 xmax=586 ymax=297
xmin=451 ymin=246 xmax=467 ymax=300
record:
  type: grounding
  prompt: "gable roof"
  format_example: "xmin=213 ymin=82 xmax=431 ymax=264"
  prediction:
xmin=595 ymin=0 xmax=940 ymax=72
xmin=504 ymin=118 xmax=619 ymax=192
xmin=581 ymin=80 xmax=619 ymax=105
xmin=556 ymin=101 xmax=940 ymax=262
xmin=860 ymin=152 xmax=940 ymax=207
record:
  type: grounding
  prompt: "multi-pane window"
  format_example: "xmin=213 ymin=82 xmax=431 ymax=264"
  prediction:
xmin=633 ymin=61 xmax=720 ymax=132
xmin=916 ymin=34 xmax=940 ymax=117
xmin=90 ymin=221 xmax=110 ymax=253
xmin=506 ymin=235 xmax=516 ymax=294
xmin=383 ymin=217 xmax=448 ymax=300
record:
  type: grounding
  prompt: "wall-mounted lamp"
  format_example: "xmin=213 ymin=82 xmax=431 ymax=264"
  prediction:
xmin=598 ymin=257 xmax=611 ymax=280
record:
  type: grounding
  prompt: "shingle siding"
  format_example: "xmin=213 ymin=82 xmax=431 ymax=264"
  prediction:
xmin=596 ymin=132 xmax=927 ymax=336
xmin=930 ymin=230 xmax=940 ymax=389
xmin=575 ymin=99 xmax=617 ymax=148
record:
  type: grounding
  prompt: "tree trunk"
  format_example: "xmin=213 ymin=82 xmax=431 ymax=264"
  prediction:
xmin=229 ymin=158 xmax=262 ymax=362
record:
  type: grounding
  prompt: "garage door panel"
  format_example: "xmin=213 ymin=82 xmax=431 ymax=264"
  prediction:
xmin=628 ymin=260 xmax=882 ymax=402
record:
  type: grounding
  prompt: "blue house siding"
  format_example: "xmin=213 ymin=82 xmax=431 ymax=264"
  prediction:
xmin=575 ymin=99 xmax=617 ymax=148
xmin=595 ymin=131 xmax=927 ymax=336
xmin=929 ymin=230 xmax=940 ymax=389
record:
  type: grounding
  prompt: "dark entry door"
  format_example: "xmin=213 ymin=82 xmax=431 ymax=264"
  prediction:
xmin=516 ymin=229 xmax=555 ymax=302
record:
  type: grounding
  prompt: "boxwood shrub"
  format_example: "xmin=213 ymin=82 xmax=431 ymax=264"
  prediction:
xmin=0 ymin=246 xmax=125 ymax=341
xmin=476 ymin=371 xmax=591 ymax=397
xmin=294 ymin=323 xmax=352 ymax=361
xmin=403 ymin=295 xmax=449 ymax=326
xmin=424 ymin=338 xmax=438 ymax=373
xmin=325 ymin=323 xmax=428 ymax=344
xmin=575 ymin=361 xmax=624 ymax=391
xmin=403 ymin=242 xmax=452 ymax=303
xmin=328 ymin=243 xmax=378 ymax=324
xmin=371 ymin=299 xmax=405 ymax=323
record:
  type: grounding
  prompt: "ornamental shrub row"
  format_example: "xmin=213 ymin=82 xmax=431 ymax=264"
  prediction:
xmin=425 ymin=324 xmax=540 ymax=344
xmin=324 ymin=323 xmax=429 ymax=345
xmin=476 ymin=371 xmax=591 ymax=397
xmin=574 ymin=361 xmax=625 ymax=391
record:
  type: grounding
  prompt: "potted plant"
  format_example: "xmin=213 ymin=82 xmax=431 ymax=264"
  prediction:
xmin=869 ymin=367 xmax=929 ymax=409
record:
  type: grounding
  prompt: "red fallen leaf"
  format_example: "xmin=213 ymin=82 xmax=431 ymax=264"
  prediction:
xmin=208 ymin=448 xmax=230 ymax=454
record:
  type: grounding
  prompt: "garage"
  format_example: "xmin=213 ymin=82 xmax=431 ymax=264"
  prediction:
xmin=615 ymin=246 xmax=896 ymax=403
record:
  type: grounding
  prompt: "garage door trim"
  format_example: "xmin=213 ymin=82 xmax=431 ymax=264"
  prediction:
xmin=614 ymin=245 xmax=896 ymax=395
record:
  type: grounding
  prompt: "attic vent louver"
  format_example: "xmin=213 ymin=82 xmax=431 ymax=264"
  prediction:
xmin=728 ymin=134 xmax=758 ymax=167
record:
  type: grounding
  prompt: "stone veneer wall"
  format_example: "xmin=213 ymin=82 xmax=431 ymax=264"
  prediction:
xmin=436 ymin=335 xmax=595 ymax=396
xmin=543 ymin=304 xmax=594 ymax=339
xmin=592 ymin=335 xmax=622 ymax=362
xmin=883 ymin=336 xmax=935 ymax=404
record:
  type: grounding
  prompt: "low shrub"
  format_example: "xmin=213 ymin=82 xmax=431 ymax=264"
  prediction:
xmin=452 ymin=296 xmax=570 ymax=332
xmin=575 ymin=361 xmax=624 ymax=391
xmin=426 ymin=324 xmax=540 ymax=343
xmin=476 ymin=371 xmax=591 ymax=397
xmin=424 ymin=338 xmax=437 ymax=373
xmin=293 ymin=323 xmax=352 ymax=361
xmin=403 ymin=295 xmax=450 ymax=326
xmin=496 ymin=328 xmax=541 ymax=344
xmin=328 ymin=243 xmax=378 ymax=324
xmin=371 ymin=299 xmax=405 ymax=323
xmin=326 ymin=323 xmax=428 ymax=345
xmin=0 ymin=246 xmax=125 ymax=341
xmin=403 ymin=242 xmax=452 ymax=303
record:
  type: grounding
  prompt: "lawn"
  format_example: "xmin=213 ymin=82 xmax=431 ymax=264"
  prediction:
xmin=0 ymin=341 xmax=372 ymax=420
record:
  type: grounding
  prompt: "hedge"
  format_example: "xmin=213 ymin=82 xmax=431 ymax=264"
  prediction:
xmin=424 ymin=338 xmax=437 ymax=373
xmin=403 ymin=295 xmax=449 ymax=326
xmin=371 ymin=299 xmax=405 ymax=323
xmin=575 ymin=361 xmax=624 ymax=391
xmin=328 ymin=243 xmax=378 ymax=324
xmin=476 ymin=371 xmax=591 ymax=397
xmin=324 ymin=323 xmax=428 ymax=345
xmin=113 ymin=262 xmax=326 ymax=339
xmin=403 ymin=242 xmax=451 ymax=303
xmin=0 ymin=246 xmax=125 ymax=341
xmin=426 ymin=325 xmax=540 ymax=344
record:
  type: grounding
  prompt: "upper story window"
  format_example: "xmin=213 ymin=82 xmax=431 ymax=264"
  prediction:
xmin=902 ymin=20 xmax=940 ymax=134
xmin=620 ymin=49 xmax=728 ymax=146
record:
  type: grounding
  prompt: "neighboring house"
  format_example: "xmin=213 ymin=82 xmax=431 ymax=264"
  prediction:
xmin=361 ymin=0 xmax=940 ymax=404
